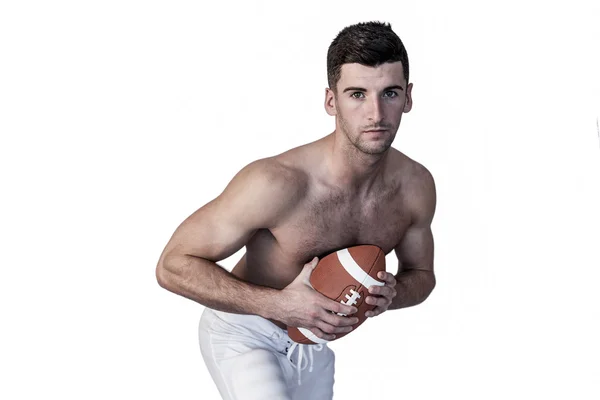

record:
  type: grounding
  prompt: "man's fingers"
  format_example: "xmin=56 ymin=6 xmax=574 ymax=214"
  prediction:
xmin=366 ymin=273 xmax=396 ymax=318
xmin=321 ymin=297 xmax=357 ymax=316
xmin=319 ymin=309 xmax=359 ymax=327
xmin=309 ymin=327 xmax=336 ymax=341
xmin=300 ymin=257 xmax=318 ymax=274
xmin=304 ymin=257 xmax=319 ymax=271
xmin=366 ymin=296 xmax=389 ymax=307
xmin=378 ymin=271 xmax=396 ymax=284
xmin=315 ymin=319 xmax=354 ymax=335
xmin=368 ymin=285 xmax=396 ymax=297
xmin=298 ymin=257 xmax=319 ymax=285
xmin=366 ymin=308 xmax=382 ymax=318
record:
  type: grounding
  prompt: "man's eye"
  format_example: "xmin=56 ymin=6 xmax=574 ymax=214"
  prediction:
xmin=351 ymin=92 xmax=365 ymax=99
xmin=384 ymin=91 xmax=398 ymax=98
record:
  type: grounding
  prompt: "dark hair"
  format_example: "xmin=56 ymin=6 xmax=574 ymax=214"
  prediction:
xmin=327 ymin=21 xmax=409 ymax=93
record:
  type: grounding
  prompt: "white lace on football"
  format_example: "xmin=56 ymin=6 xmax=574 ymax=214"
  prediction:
xmin=336 ymin=289 xmax=361 ymax=316
xmin=286 ymin=342 xmax=324 ymax=385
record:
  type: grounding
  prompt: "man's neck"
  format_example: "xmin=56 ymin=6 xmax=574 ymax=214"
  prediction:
xmin=324 ymin=131 xmax=389 ymax=196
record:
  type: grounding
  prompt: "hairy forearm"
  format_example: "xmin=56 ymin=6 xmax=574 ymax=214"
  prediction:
xmin=156 ymin=255 xmax=279 ymax=318
xmin=389 ymin=269 xmax=436 ymax=310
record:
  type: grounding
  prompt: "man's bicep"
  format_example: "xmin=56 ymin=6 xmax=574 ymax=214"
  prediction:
xmin=161 ymin=159 xmax=299 ymax=264
xmin=394 ymin=223 xmax=434 ymax=274
xmin=164 ymin=198 xmax=256 ymax=264
xmin=394 ymin=165 xmax=436 ymax=274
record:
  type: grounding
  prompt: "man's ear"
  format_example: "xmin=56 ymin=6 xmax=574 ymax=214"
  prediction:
xmin=324 ymin=87 xmax=337 ymax=116
xmin=403 ymin=82 xmax=413 ymax=113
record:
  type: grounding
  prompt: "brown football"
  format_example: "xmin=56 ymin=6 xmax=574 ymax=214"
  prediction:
xmin=287 ymin=244 xmax=386 ymax=344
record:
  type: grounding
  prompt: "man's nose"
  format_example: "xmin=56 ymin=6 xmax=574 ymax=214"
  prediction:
xmin=367 ymin=97 xmax=384 ymax=122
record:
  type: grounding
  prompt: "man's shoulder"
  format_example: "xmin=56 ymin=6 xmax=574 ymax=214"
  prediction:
xmin=389 ymin=148 xmax=434 ymax=187
xmin=218 ymin=156 xmax=309 ymax=228
xmin=389 ymin=148 xmax=436 ymax=222
xmin=240 ymin=155 xmax=309 ymax=199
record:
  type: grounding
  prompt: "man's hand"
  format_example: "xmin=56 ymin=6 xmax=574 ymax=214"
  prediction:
xmin=273 ymin=257 xmax=359 ymax=341
xmin=365 ymin=271 xmax=397 ymax=318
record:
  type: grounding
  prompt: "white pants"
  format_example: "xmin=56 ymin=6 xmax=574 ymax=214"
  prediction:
xmin=198 ymin=307 xmax=335 ymax=400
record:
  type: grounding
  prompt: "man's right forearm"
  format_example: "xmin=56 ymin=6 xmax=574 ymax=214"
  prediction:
xmin=156 ymin=255 xmax=280 ymax=319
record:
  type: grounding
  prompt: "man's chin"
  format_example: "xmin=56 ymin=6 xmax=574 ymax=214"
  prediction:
xmin=356 ymin=143 xmax=391 ymax=155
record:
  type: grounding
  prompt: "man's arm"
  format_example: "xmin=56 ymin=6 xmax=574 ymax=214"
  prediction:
xmin=389 ymin=166 xmax=436 ymax=310
xmin=156 ymin=158 xmax=359 ymax=340
xmin=155 ymin=158 xmax=302 ymax=318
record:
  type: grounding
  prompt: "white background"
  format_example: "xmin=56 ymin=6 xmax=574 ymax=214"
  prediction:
xmin=1 ymin=1 xmax=599 ymax=399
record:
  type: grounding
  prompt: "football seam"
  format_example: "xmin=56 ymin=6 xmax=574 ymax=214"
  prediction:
xmin=337 ymin=247 xmax=384 ymax=312
xmin=356 ymin=247 xmax=384 ymax=294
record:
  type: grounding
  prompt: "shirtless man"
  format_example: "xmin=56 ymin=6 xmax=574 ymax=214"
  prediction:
xmin=156 ymin=21 xmax=436 ymax=400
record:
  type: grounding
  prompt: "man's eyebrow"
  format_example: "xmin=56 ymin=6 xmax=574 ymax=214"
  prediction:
xmin=342 ymin=85 xmax=404 ymax=93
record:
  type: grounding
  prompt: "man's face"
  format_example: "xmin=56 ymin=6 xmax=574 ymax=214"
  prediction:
xmin=325 ymin=62 xmax=413 ymax=155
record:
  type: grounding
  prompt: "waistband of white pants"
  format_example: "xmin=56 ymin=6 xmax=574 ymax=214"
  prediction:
xmin=204 ymin=307 xmax=289 ymax=338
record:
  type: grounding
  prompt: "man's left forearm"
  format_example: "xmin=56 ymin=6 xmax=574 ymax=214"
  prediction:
xmin=389 ymin=269 xmax=436 ymax=310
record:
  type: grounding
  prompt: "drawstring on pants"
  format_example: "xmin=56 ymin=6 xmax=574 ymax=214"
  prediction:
xmin=286 ymin=341 xmax=324 ymax=385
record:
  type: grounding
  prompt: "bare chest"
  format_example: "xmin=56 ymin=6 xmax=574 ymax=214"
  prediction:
xmin=269 ymin=188 xmax=410 ymax=263
xmin=236 ymin=191 xmax=409 ymax=290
